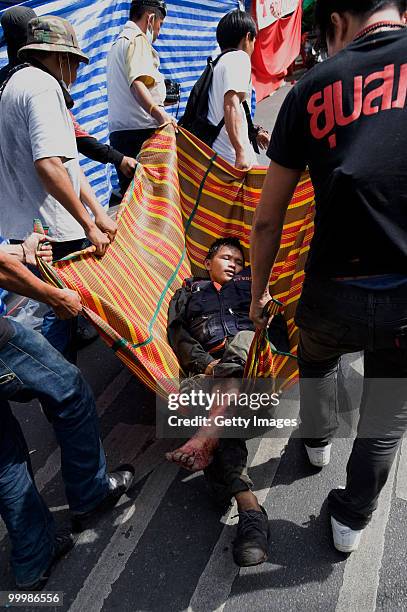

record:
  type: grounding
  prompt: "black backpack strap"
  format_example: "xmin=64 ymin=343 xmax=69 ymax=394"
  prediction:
xmin=211 ymin=51 xmax=260 ymax=153
xmin=0 ymin=63 xmax=30 ymax=102
xmin=211 ymin=50 xmax=237 ymax=133
xmin=243 ymin=100 xmax=260 ymax=154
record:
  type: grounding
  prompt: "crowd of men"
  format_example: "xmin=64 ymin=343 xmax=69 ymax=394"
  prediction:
xmin=0 ymin=0 xmax=406 ymax=594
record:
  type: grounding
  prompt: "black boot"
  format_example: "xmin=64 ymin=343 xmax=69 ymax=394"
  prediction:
xmin=233 ymin=506 xmax=270 ymax=567
xmin=71 ymin=464 xmax=135 ymax=533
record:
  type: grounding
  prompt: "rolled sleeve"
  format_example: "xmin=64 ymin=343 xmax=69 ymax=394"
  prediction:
xmin=126 ymin=34 xmax=156 ymax=88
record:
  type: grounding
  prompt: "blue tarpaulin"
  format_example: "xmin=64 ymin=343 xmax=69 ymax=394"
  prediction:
xmin=0 ymin=0 xmax=239 ymax=206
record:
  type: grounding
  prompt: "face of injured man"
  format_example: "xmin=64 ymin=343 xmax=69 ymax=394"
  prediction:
xmin=204 ymin=245 xmax=244 ymax=286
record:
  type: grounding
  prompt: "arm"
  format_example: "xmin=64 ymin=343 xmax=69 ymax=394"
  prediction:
xmin=0 ymin=249 xmax=81 ymax=320
xmin=250 ymin=162 xmax=302 ymax=328
xmin=71 ymin=110 xmax=137 ymax=178
xmin=167 ymin=289 xmax=215 ymax=375
xmin=126 ymin=34 xmax=176 ymax=128
xmin=77 ymin=137 xmax=137 ymax=179
xmin=224 ymin=90 xmax=250 ymax=170
xmin=79 ymin=168 xmax=117 ymax=243
xmin=34 ymin=157 xmax=110 ymax=256
xmin=4 ymin=233 xmax=53 ymax=266
xmin=75 ymin=131 xmax=137 ymax=179
xmin=131 ymin=79 xmax=175 ymax=127
xmin=71 ymin=111 xmax=124 ymax=166
xmin=77 ymin=135 xmax=123 ymax=166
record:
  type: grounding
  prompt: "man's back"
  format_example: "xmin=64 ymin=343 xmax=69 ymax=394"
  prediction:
xmin=0 ymin=66 xmax=83 ymax=242
xmin=268 ymin=29 xmax=407 ymax=278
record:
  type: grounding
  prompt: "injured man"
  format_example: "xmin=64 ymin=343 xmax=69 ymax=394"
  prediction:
xmin=166 ymin=237 xmax=283 ymax=567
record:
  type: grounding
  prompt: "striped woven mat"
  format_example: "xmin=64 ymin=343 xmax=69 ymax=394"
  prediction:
xmin=38 ymin=125 xmax=314 ymax=396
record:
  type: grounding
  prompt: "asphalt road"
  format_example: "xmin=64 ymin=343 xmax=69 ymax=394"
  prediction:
xmin=1 ymin=86 xmax=406 ymax=612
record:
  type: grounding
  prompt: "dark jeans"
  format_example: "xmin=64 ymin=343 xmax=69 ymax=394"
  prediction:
xmin=110 ymin=129 xmax=155 ymax=195
xmin=295 ymin=276 xmax=407 ymax=529
xmin=204 ymin=439 xmax=252 ymax=510
xmin=0 ymin=320 xmax=109 ymax=586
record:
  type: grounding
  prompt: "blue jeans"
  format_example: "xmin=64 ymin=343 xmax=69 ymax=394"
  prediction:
xmin=8 ymin=238 xmax=90 ymax=362
xmin=295 ymin=277 xmax=407 ymax=529
xmin=0 ymin=320 xmax=109 ymax=586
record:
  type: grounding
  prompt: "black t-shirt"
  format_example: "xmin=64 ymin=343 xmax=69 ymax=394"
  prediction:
xmin=268 ymin=30 xmax=407 ymax=277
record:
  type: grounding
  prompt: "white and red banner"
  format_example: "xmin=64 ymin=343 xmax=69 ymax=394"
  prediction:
xmin=256 ymin=0 xmax=299 ymax=30
xmin=252 ymin=0 xmax=302 ymax=101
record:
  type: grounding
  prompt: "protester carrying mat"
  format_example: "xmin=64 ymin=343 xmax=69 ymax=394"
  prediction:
xmin=181 ymin=10 xmax=270 ymax=169
xmin=0 ymin=15 xmax=117 ymax=359
xmin=250 ymin=0 xmax=407 ymax=554
xmin=0 ymin=7 xmax=137 ymax=194
xmin=107 ymin=0 xmax=175 ymax=195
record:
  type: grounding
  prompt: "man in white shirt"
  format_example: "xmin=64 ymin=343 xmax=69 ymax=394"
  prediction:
xmin=107 ymin=0 xmax=174 ymax=194
xmin=208 ymin=10 xmax=270 ymax=169
xmin=0 ymin=16 xmax=117 ymax=357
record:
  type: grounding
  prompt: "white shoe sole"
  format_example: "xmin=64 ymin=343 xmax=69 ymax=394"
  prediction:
xmin=305 ymin=443 xmax=332 ymax=467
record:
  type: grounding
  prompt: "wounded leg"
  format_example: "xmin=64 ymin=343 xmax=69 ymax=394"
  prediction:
xmin=166 ymin=379 xmax=239 ymax=471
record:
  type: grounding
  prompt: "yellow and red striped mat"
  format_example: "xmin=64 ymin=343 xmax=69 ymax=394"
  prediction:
xmin=39 ymin=125 xmax=314 ymax=397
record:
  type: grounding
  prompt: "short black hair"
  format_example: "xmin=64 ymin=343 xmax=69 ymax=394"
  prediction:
xmin=315 ymin=0 xmax=407 ymax=41
xmin=206 ymin=237 xmax=245 ymax=262
xmin=130 ymin=1 xmax=165 ymax=21
xmin=216 ymin=9 xmax=257 ymax=51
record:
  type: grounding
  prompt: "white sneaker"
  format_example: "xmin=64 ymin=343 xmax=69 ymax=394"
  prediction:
xmin=305 ymin=443 xmax=332 ymax=467
xmin=331 ymin=517 xmax=363 ymax=553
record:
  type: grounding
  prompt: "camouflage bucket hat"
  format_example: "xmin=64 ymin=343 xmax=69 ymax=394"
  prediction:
xmin=18 ymin=15 xmax=89 ymax=64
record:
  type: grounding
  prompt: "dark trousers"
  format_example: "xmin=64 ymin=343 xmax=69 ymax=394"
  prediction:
xmin=203 ymin=332 xmax=256 ymax=508
xmin=0 ymin=320 xmax=108 ymax=586
xmin=295 ymin=276 xmax=407 ymax=529
xmin=110 ymin=129 xmax=155 ymax=196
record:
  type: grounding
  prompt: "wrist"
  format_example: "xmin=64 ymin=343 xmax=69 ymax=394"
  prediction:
xmin=82 ymin=219 xmax=97 ymax=233
xmin=151 ymin=105 xmax=165 ymax=122
xmin=252 ymin=288 xmax=270 ymax=302
xmin=44 ymin=286 xmax=64 ymax=308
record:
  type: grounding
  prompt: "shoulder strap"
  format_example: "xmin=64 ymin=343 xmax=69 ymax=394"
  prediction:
xmin=243 ymin=100 xmax=260 ymax=154
xmin=211 ymin=48 xmax=236 ymax=68
xmin=210 ymin=51 xmax=258 ymax=149
xmin=0 ymin=63 xmax=30 ymax=102
xmin=210 ymin=49 xmax=237 ymax=132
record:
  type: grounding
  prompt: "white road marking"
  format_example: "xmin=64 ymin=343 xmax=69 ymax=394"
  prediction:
xmin=335 ymin=458 xmax=398 ymax=612
xmin=187 ymin=437 xmax=289 ymax=612
xmin=396 ymin=437 xmax=407 ymax=501
xmin=68 ymin=462 xmax=179 ymax=612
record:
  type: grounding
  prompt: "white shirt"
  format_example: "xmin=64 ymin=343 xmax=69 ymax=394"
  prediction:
xmin=107 ymin=21 xmax=166 ymax=133
xmin=0 ymin=67 xmax=84 ymax=242
xmin=207 ymin=50 xmax=257 ymax=167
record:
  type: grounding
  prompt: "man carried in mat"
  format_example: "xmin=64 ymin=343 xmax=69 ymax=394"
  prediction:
xmin=165 ymin=237 xmax=285 ymax=567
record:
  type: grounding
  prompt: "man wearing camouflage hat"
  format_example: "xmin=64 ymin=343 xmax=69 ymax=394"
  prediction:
xmin=0 ymin=15 xmax=117 ymax=358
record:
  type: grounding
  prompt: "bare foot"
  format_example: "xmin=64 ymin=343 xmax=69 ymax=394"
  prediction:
xmin=166 ymin=436 xmax=219 ymax=471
